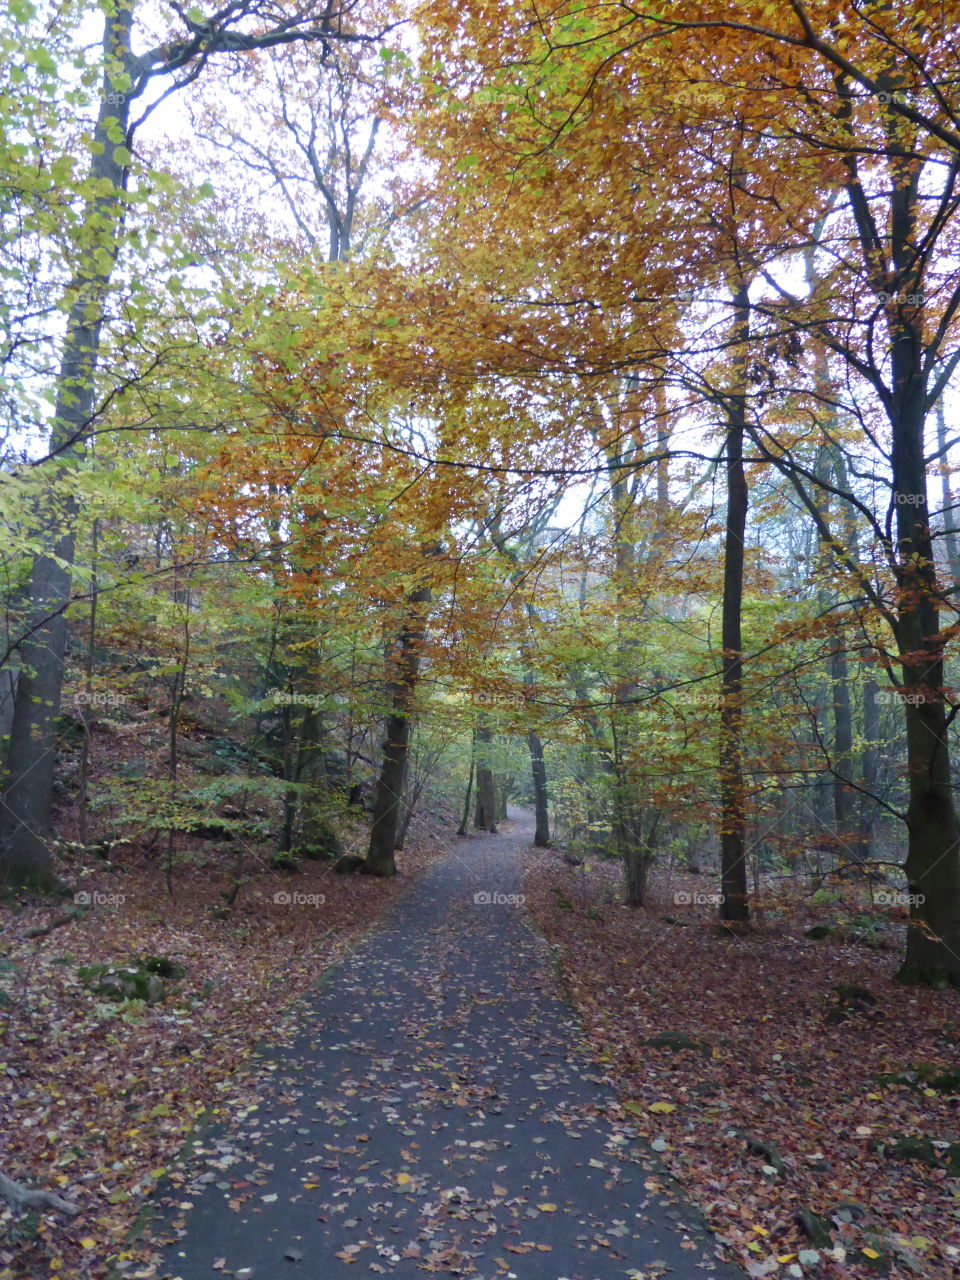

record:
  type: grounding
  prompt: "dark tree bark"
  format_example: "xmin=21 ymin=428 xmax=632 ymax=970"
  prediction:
xmin=457 ymin=731 xmax=476 ymax=836
xmin=473 ymin=722 xmax=497 ymax=833
xmin=891 ymin=361 xmax=960 ymax=983
xmin=718 ymin=281 xmax=751 ymax=925
xmin=527 ymin=729 xmax=550 ymax=846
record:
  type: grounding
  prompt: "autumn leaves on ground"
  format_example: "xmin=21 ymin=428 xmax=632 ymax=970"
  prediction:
xmin=3 ymin=817 xmax=959 ymax=1279
xmin=0 ymin=807 xmax=455 ymax=1279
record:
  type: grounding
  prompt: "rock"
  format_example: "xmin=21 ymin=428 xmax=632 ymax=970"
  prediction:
xmin=831 ymin=1200 xmax=868 ymax=1224
xmin=295 ymin=818 xmax=344 ymax=861
xmin=143 ymin=974 xmax=164 ymax=1004
xmin=884 ymin=1134 xmax=939 ymax=1166
xmin=333 ymin=854 xmax=367 ymax=875
xmin=190 ymin=821 xmax=235 ymax=841
xmin=825 ymin=983 xmax=878 ymax=1024
xmin=804 ymin=924 xmax=832 ymax=939
xmin=855 ymin=1239 xmax=892 ymax=1273
xmin=138 ymin=955 xmax=186 ymax=980
xmin=795 ymin=1209 xmax=832 ymax=1248
xmin=270 ymin=853 xmax=301 ymax=874
xmin=77 ymin=962 xmax=169 ymax=1005
xmin=834 ymin=983 xmax=877 ymax=1007
xmin=742 ymin=1135 xmax=785 ymax=1176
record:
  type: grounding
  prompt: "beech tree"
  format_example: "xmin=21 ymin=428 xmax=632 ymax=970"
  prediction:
xmin=0 ymin=0 xmax=394 ymax=888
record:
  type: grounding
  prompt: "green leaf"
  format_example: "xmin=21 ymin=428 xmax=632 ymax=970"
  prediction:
xmin=9 ymin=0 xmax=36 ymax=23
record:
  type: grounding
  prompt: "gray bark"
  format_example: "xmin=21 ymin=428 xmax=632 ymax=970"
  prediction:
xmin=366 ymin=575 xmax=433 ymax=876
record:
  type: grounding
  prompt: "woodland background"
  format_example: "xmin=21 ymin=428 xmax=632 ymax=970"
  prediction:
xmin=2 ymin=2 xmax=960 ymax=1277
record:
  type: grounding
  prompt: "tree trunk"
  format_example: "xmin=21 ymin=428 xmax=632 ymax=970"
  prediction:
xmin=457 ymin=732 xmax=476 ymax=836
xmin=0 ymin=5 xmax=134 ymax=888
xmin=623 ymin=808 xmax=658 ymax=907
xmin=892 ymin=389 xmax=960 ymax=982
xmin=936 ymin=398 xmax=960 ymax=584
xmin=527 ymin=729 xmax=550 ymax=846
xmin=859 ymin=672 xmax=880 ymax=860
xmin=496 ymin=772 xmax=513 ymax=821
xmin=77 ymin=517 xmax=99 ymax=847
xmin=473 ymin=722 xmax=497 ymax=833
xmin=366 ymin=572 xmax=434 ymax=876
xmin=719 ymin=281 xmax=750 ymax=925
xmin=830 ymin=640 xmax=859 ymax=866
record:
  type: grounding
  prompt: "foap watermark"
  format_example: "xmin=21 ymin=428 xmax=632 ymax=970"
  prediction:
xmin=893 ymin=491 xmax=926 ymax=506
xmin=273 ymin=890 xmax=325 ymax=906
xmin=670 ymin=689 xmax=714 ymax=708
xmin=269 ymin=690 xmax=327 ymax=710
xmin=471 ymin=691 xmax=524 ymax=709
xmin=75 ymin=890 xmax=126 ymax=907
xmin=73 ymin=690 xmax=126 ymax=709
xmin=674 ymin=890 xmax=725 ymax=907
xmin=874 ymin=890 xmax=925 ymax=908
xmin=474 ymin=891 xmax=525 ymax=906
xmin=875 ymin=688 xmax=932 ymax=707
xmin=878 ymin=290 xmax=924 ymax=307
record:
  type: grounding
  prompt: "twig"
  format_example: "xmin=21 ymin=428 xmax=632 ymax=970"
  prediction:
xmin=23 ymin=905 xmax=88 ymax=939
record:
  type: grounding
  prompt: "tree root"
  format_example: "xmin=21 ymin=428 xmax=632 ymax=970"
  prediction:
xmin=0 ymin=1170 xmax=79 ymax=1215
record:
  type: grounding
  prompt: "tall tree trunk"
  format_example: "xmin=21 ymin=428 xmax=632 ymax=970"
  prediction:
xmin=891 ymin=364 xmax=960 ymax=983
xmin=830 ymin=641 xmax=858 ymax=864
xmin=832 ymin=448 xmax=877 ymax=868
xmin=527 ymin=729 xmax=550 ymax=846
xmin=366 ymin=572 xmax=434 ymax=877
xmin=606 ymin=401 xmax=647 ymax=905
xmin=935 ymin=397 xmax=960 ymax=584
xmin=719 ymin=281 xmax=751 ymax=925
xmin=457 ymin=731 xmax=476 ymax=836
xmin=0 ymin=5 xmax=135 ymax=887
xmin=473 ymin=722 xmax=497 ymax=833
xmin=859 ymin=672 xmax=880 ymax=860
xmin=77 ymin=517 xmax=100 ymax=847
xmin=495 ymin=771 xmax=515 ymax=821
xmin=623 ymin=807 xmax=659 ymax=907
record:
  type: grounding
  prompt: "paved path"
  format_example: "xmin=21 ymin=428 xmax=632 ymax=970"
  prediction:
xmin=153 ymin=811 xmax=745 ymax=1280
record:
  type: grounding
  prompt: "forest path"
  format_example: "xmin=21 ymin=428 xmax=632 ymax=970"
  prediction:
xmin=152 ymin=809 xmax=745 ymax=1280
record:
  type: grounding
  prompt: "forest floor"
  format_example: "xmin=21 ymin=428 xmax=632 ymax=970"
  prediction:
xmin=0 ymin=806 xmax=455 ymax=1279
xmin=3 ymin=813 xmax=958 ymax=1280
xmin=138 ymin=807 xmax=745 ymax=1280
xmin=525 ymin=850 xmax=960 ymax=1280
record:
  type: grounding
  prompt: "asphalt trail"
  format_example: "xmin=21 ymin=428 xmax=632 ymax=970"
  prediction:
xmin=154 ymin=809 xmax=746 ymax=1280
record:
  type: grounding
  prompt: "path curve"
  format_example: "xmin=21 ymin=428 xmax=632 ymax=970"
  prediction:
xmin=153 ymin=809 xmax=746 ymax=1280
